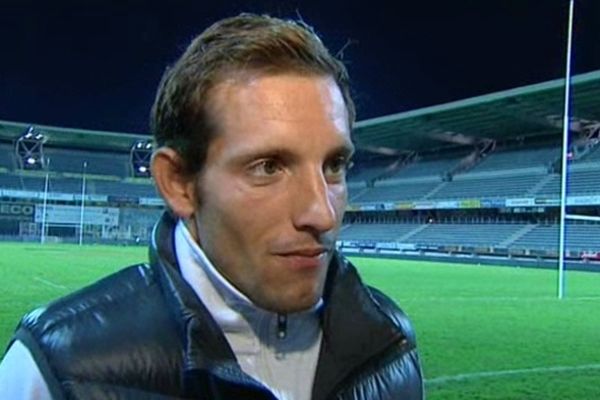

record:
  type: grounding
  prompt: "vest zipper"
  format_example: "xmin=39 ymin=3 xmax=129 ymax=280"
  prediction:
xmin=276 ymin=313 xmax=287 ymax=339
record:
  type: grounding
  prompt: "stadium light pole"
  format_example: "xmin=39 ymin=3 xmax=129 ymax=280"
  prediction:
xmin=557 ymin=0 xmax=575 ymax=300
xmin=78 ymin=161 xmax=87 ymax=246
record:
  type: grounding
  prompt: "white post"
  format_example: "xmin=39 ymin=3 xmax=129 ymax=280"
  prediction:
xmin=79 ymin=161 xmax=87 ymax=246
xmin=40 ymin=159 xmax=50 ymax=244
xmin=558 ymin=0 xmax=575 ymax=299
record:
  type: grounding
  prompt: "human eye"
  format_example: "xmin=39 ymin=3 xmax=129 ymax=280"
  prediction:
xmin=247 ymin=158 xmax=284 ymax=179
xmin=324 ymin=156 xmax=353 ymax=182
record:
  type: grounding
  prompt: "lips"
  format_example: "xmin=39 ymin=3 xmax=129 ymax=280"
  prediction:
xmin=275 ymin=248 xmax=328 ymax=269
xmin=284 ymin=248 xmax=327 ymax=257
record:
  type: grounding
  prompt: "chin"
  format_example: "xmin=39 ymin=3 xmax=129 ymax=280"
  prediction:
xmin=275 ymin=293 xmax=321 ymax=314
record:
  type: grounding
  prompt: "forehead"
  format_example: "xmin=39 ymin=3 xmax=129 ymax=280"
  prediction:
xmin=205 ymin=73 xmax=353 ymax=157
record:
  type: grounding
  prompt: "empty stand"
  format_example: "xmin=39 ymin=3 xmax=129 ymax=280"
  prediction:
xmin=389 ymin=158 xmax=457 ymax=179
xmin=340 ymin=221 xmax=600 ymax=254
xmin=44 ymin=147 xmax=129 ymax=177
xmin=579 ymin=145 xmax=600 ymax=163
xmin=348 ymin=161 xmax=392 ymax=183
xmin=536 ymin=168 xmax=600 ymax=197
xmin=406 ymin=223 xmax=526 ymax=247
xmin=474 ymin=147 xmax=559 ymax=173
xmin=0 ymin=143 xmax=16 ymax=170
xmin=0 ymin=173 xmax=23 ymax=190
xmin=429 ymin=174 xmax=543 ymax=199
xmin=511 ymin=223 xmax=600 ymax=252
xmin=353 ymin=181 xmax=441 ymax=202
xmin=339 ymin=223 xmax=423 ymax=242
xmin=94 ymin=180 xmax=157 ymax=197
xmin=0 ymin=173 xmax=156 ymax=197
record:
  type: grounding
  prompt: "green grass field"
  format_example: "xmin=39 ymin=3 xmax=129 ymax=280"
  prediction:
xmin=1 ymin=242 xmax=599 ymax=399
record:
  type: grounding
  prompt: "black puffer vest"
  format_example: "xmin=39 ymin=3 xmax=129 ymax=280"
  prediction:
xmin=14 ymin=212 xmax=424 ymax=399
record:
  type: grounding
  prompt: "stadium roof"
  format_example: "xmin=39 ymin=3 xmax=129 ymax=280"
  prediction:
xmin=0 ymin=120 xmax=148 ymax=152
xmin=353 ymin=69 xmax=600 ymax=155
xmin=1 ymin=70 xmax=599 ymax=154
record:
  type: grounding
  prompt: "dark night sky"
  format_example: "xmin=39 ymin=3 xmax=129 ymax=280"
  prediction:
xmin=1 ymin=1 xmax=598 ymax=135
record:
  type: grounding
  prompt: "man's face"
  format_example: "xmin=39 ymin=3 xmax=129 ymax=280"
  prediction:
xmin=190 ymin=73 xmax=353 ymax=313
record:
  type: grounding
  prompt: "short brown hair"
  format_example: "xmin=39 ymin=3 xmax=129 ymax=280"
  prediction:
xmin=150 ymin=13 xmax=355 ymax=176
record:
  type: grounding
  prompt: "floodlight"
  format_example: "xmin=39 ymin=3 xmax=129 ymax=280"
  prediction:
xmin=16 ymin=126 xmax=46 ymax=170
xmin=130 ymin=139 xmax=153 ymax=177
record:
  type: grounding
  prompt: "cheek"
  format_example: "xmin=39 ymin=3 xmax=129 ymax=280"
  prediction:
xmin=330 ymin=186 xmax=348 ymax=218
xmin=213 ymin=184 xmax=285 ymax=243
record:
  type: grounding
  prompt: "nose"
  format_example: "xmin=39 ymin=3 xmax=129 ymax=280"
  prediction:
xmin=292 ymin=169 xmax=338 ymax=234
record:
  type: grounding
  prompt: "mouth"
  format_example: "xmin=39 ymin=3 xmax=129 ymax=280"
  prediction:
xmin=275 ymin=248 xmax=329 ymax=270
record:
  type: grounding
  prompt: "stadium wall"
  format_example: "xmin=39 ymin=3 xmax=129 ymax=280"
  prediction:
xmin=345 ymin=249 xmax=600 ymax=273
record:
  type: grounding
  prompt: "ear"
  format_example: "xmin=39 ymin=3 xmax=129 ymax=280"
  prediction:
xmin=151 ymin=147 xmax=198 ymax=219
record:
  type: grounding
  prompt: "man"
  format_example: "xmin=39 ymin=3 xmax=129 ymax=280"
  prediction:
xmin=0 ymin=14 xmax=423 ymax=399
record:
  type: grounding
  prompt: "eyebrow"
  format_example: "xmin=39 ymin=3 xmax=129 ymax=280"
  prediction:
xmin=329 ymin=142 xmax=355 ymax=159
xmin=232 ymin=141 xmax=355 ymax=166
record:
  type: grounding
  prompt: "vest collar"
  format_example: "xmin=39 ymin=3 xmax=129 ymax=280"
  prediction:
xmin=149 ymin=211 xmax=405 ymax=399
xmin=174 ymin=219 xmax=322 ymax=349
xmin=311 ymin=256 xmax=406 ymax=400
xmin=148 ymin=212 xmax=233 ymax=365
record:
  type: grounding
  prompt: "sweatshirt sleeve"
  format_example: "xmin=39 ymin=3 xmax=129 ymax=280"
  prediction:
xmin=0 ymin=340 xmax=52 ymax=399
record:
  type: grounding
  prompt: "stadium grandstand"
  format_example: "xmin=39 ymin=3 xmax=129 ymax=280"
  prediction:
xmin=1 ymin=70 xmax=600 ymax=271
xmin=0 ymin=123 xmax=161 ymax=244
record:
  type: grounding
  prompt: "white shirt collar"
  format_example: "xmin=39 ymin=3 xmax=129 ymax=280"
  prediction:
xmin=173 ymin=220 xmax=323 ymax=400
xmin=174 ymin=219 xmax=322 ymax=319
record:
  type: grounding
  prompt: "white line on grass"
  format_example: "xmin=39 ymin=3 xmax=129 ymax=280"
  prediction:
xmin=33 ymin=277 xmax=67 ymax=290
xmin=426 ymin=363 xmax=600 ymax=385
xmin=573 ymin=296 xmax=600 ymax=301
xmin=400 ymin=296 xmax=600 ymax=302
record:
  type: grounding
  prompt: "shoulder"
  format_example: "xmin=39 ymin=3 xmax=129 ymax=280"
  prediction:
xmin=21 ymin=263 xmax=159 ymax=335
xmin=16 ymin=262 xmax=178 ymax=365
xmin=11 ymin=262 xmax=189 ymax=398
xmin=14 ymin=263 xmax=183 ymax=393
